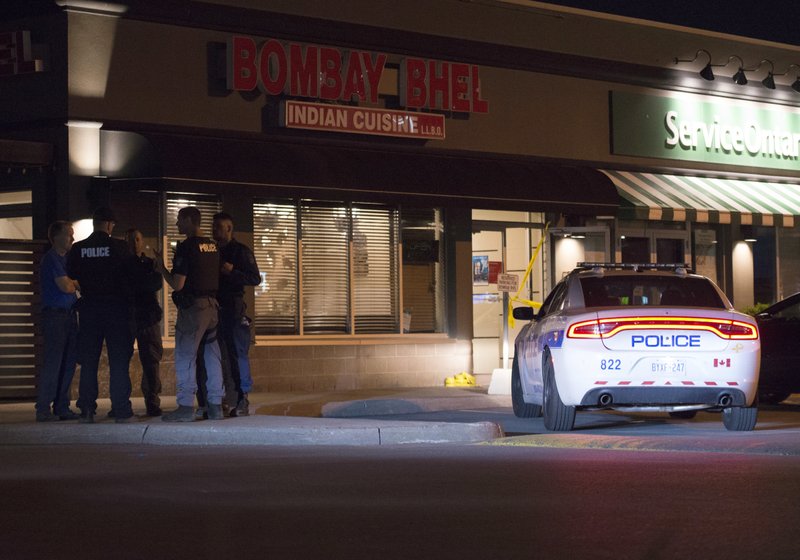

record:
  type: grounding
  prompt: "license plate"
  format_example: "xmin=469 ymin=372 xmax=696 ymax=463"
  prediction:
xmin=650 ymin=359 xmax=686 ymax=373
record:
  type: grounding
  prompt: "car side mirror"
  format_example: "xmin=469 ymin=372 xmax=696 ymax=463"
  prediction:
xmin=512 ymin=306 xmax=536 ymax=321
xmin=755 ymin=312 xmax=771 ymax=320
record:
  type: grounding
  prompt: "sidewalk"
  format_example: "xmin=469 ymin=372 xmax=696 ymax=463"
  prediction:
xmin=0 ymin=387 xmax=508 ymax=447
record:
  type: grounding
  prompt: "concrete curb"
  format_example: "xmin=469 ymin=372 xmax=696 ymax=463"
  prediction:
xmin=485 ymin=433 xmax=800 ymax=456
xmin=321 ymin=395 xmax=512 ymax=418
xmin=0 ymin=416 xmax=503 ymax=447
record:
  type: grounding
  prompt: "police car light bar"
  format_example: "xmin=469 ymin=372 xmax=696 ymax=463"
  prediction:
xmin=576 ymin=263 xmax=693 ymax=273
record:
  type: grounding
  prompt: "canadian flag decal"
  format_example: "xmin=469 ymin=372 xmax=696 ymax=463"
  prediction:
xmin=713 ymin=358 xmax=731 ymax=367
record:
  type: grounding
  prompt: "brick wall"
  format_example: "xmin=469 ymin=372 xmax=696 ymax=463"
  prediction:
xmin=81 ymin=339 xmax=473 ymax=398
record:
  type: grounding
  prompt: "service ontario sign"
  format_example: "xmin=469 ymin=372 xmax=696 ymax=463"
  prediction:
xmin=226 ymin=36 xmax=490 ymax=140
xmin=611 ymin=91 xmax=800 ymax=171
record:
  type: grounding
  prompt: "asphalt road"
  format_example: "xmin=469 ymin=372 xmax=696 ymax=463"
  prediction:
xmin=359 ymin=401 xmax=800 ymax=448
xmin=2 ymin=444 xmax=799 ymax=560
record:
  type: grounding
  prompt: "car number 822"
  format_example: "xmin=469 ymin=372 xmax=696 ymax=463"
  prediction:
xmin=600 ymin=359 xmax=621 ymax=370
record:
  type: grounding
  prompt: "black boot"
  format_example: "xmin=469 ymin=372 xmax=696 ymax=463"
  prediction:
xmin=162 ymin=406 xmax=195 ymax=422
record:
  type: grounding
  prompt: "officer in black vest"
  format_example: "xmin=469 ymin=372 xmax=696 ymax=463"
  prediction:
xmin=154 ymin=206 xmax=225 ymax=421
xmin=66 ymin=206 xmax=136 ymax=423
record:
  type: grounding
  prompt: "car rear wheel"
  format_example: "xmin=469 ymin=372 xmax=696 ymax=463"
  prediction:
xmin=668 ymin=410 xmax=697 ymax=419
xmin=542 ymin=352 xmax=576 ymax=431
xmin=722 ymin=399 xmax=758 ymax=431
xmin=512 ymin=355 xmax=542 ymax=418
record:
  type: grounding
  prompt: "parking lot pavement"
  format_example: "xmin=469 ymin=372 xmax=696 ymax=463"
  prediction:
xmin=0 ymin=387 xmax=505 ymax=447
xmin=342 ymin=395 xmax=800 ymax=456
xmin=3 ymin=389 xmax=798 ymax=452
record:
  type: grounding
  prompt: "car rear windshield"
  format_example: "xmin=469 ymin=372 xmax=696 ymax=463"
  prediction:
xmin=580 ymin=276 xmax=726 ymax=309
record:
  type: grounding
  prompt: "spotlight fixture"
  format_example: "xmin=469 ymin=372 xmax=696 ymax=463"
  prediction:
xmin=728 ymin=56 xmax=748 ymax=85
xmin=673 ymin=49 xmax=715 ymax=80
xmin=743 ymin=59 xmax=775 ymax=89
xmin=773 ymin=64 xmax=800 ymax=92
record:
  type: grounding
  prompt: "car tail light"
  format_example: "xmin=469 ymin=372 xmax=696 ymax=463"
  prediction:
xmin=566 ymin=317 xmax=758 ymax=340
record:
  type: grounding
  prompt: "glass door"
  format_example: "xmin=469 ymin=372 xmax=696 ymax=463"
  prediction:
xmin=618 ymin=227 xmax=690 ymax=265
xmin=549 ymin=227 xmax=611 ymax=283
xmin=471 ymin=225 xmax=544 ymax=375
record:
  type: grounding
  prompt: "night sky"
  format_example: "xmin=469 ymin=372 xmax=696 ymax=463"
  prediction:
xmin=541 ymin=0 xmax=800 ymax=46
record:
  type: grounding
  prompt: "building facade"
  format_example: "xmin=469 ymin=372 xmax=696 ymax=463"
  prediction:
xmin=2 ymin=0 xmax=799 ymax=395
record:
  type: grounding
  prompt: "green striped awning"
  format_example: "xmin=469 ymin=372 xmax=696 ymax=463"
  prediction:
xmin=602 ymin=170 xmax=800 ymax=227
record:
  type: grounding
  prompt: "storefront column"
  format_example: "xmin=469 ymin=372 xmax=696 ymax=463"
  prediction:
xmin=445 ymin=207 xmax=473 ymax=341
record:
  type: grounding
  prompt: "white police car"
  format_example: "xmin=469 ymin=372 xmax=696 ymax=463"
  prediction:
xmin=511 ymin=263 xmax=760 ymax=431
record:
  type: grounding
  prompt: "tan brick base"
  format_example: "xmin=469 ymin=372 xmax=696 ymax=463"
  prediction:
xmin=72 ymin=339 xmax=474 ymax=398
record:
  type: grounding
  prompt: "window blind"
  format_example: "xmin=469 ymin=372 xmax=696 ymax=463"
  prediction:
xmin=253 ymin=201 xmax=298 ymax=334
xmin=300 ymin=202 xmax=350 ymax=333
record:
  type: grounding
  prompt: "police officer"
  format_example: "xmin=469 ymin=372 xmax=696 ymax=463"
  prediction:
xmin=211 ymin=212 xmax=261 ymax=416
xmin=154 ymin=206 xmax=225 ymax=422
xmin=66 ymin=206 xmax=136 ymax=423
xmin=125 ymin=228 xmax=164 ymax=417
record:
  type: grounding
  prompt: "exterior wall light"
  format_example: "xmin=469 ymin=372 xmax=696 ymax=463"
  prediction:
xmin=773 ymin=64 xmax=800 ymax=92
xmin=743 ymin=59 xmax=775 ymax=89
xmin=673 ymin=49 xmax=715 ymax=80
xmin=728 ymin=56 xmax=748 ymax=85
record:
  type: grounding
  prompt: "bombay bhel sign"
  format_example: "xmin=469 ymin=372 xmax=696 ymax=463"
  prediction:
xmin=226 ymin=36 xmax=489 ymax=140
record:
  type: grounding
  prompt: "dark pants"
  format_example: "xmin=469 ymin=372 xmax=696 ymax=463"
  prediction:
xmin=136 ymin=322 xmax=163 ymax=412
xmin=36 ymin=308 xmax=78 ymax=415
xmin=76 ymin=300 xmax=134 ymax=417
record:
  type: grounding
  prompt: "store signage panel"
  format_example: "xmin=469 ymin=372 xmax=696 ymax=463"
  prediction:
xmin=226 ymin=35 xmax=488 ymax=140
xmin=281 ymin=101 xmax=445 ymax=140
xmin=611 ymin=91 xmax=800 ymax=171
xmin=0 ymin=31 xmax=44 ymax=76
xmin=228 ymin=36 xmax=489 ymax=113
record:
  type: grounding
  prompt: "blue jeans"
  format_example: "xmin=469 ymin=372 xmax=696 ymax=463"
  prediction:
xmin=219 ymin=298 xmax=253 ymax=397
xmin=174 ymin=297 xmax=224 ymax=407
xmin=36 ymin=308 xmax=78 ymax=415
xmin=76 ymin=300 xmax=134 ymax=417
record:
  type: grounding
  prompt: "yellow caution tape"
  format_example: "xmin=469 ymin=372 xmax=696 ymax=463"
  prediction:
xmin=507 ymin=223 xmax=549 ymax=329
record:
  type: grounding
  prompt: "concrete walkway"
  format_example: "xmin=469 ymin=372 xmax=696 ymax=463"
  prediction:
xmin=0 ymin=387 xmax=508 ymax=447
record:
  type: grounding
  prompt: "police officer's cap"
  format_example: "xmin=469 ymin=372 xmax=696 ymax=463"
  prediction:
xmin=92 ymin=206 xmax=117 ymax=222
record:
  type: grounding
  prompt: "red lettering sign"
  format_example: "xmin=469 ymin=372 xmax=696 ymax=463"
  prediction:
xmin=0 ymin=31 xmax=43 ymax=77
xmin=225 ymin=35 xmax=488 ymax=114
xmin=399 ymin=58 xmax=489 ymax=113
xmin=227 ymin=36 xmax=257 ymax=90
xmin=289 ymin=43 xmax=318 ymax=97
xmin=282 ymin=100 xmax=446 ymax=140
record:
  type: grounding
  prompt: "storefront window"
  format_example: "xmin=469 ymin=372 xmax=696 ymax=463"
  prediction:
xmin=253 ymin=200 xmax=434 ymax=336
xmin=752 ymin=227 xmax=776 ymax=305
xmin=402 ymin=208 xmax=443 ymax=333
xmin=778 ymin=226 xmax=800 ymax=300
xmin=253 ymin=201 xmax=298 ymax=334
xmin=0 ymin=190 xmax=32 ymax=240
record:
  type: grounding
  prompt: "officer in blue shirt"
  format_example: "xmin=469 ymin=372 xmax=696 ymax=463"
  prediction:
xmin=36 ymin=221 xmax=80 ymax=422
xmin=67 ymin=206 xmax=137 ymax=423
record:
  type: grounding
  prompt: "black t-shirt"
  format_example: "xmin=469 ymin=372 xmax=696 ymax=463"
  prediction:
xmin=66 ymin=231 xmax=133 ymax=302
xmin=172 ymin=236 xmax=219 ymax=296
